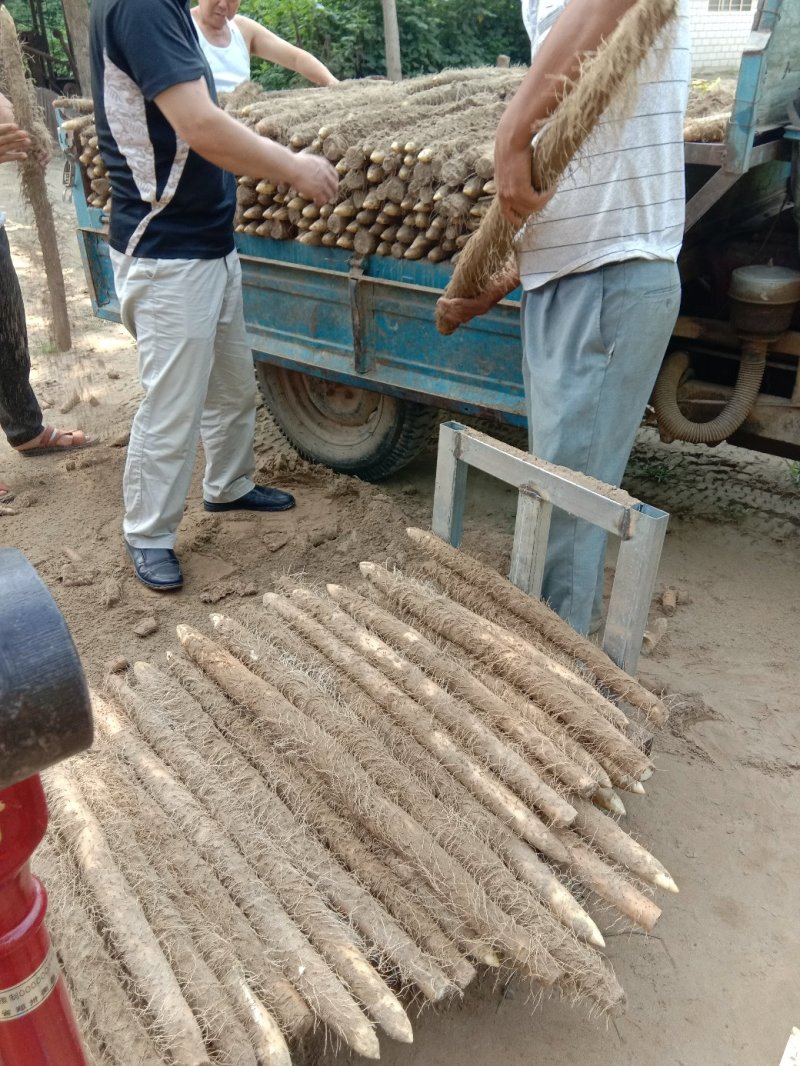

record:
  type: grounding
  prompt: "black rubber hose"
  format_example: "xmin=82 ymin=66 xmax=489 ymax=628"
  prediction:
xmin=652 ymin=342 xmax=767 ymax=445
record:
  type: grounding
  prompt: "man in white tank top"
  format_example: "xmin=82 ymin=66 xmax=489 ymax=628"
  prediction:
xmin=438 ymin=0 xmax=689 ymax=636
xmin=192 ymin=0 xmax=337 ymax=95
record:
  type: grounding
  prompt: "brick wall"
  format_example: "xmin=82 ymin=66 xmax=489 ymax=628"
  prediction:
xmin=690 ymin=0 xmax=755 ymax=75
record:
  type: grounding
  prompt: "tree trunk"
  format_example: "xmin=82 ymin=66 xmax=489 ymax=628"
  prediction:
xmin=381 ymin=0 xmax=402 ymax=82
xmin=0 ymin=7 xmax=72 ymax=352
xmin=60 ymin=0 xmax=91 ymax=97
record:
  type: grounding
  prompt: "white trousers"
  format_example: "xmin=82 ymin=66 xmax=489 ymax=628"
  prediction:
xmin=111 ymin=249 xmax=257 ymax=548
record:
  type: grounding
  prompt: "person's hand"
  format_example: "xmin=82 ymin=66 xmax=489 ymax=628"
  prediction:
xmin=36 ymin=141 xmax=53 ymax=168
xmin=0 ymin=122 xmax=31 ymax=164
xmin=494 ymin=138 xmax=554 ymax=229
xmin=290 ymin=153 xmax=338 ymax=206
xmin=436 ymin=262 xmax=520 ymax=334
xmin=436 ymin=291 xmax=498 ymax=333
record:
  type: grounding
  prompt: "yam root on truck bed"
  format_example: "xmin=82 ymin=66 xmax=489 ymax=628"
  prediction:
xmin=64 ymin=68 xmax=734 ymax=265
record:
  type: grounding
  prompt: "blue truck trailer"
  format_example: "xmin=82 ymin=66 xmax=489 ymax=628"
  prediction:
xmin=63 ymin=0 xmax=800 ymax=479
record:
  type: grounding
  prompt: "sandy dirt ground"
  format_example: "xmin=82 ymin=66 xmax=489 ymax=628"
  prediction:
xmin=2 ymin=160 xmax=799 ymax=1066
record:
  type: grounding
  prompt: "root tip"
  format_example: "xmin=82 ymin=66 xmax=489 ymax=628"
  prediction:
xmin=656 ymin=874 xmax=679 ymax=894
xmin=353 ymin=1033 xmax=382 ymax=1060
xmin=588 ymin=926 xmax=606 ymax=949
xmin=389 ymin=1018 xmax=414 ymax=1044
xmin=594 ymin=789 xmax=627 ymax=818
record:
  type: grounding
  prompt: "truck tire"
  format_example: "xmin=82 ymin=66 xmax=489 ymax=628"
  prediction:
xmin=256 ymin=364 xmax=440 ymax=481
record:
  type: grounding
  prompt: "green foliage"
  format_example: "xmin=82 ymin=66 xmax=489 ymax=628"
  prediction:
xmin=241 ymin=0 xmax=530 ymax=90
xmin=4 ymin=0 xmax=72 ymax=80
xmin=5 ymin=0 xmax=529 ymax=90
xmin=4 ymin=0 xmax=41 ymax=28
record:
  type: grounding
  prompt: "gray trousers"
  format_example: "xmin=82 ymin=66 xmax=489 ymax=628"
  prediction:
xmin=111 ymin=249 xmax=258 ymax=548
xmin=0 ymin=226 xmax=44 ymax=448
xmin=521 ymin=258 xmax=681 ymax=635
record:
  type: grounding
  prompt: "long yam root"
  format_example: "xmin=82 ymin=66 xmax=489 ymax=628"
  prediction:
xmin=572 ymin=798 xmax=678 ymax=894
xmin=215 ymin=609 xmax=603 ymax=951
xmin=166 ymin=649 xmax=477 ymax=994
xmin=133 ymin=659 xmax=453 ymax=1008
xmin=33 ymin=836 xmax=164 ymax=1066
xmin=555 ymin=829 xmax=662 ymax=933
xmin=44 ymin=765 xmax=210 ymax=1066
xmin=406 ymin=527 xmax=668 ymax=724
xmin=420 ymin=561 xmax=633 ymax=734
xmin=263 ymin=592 xmax=571 ymax=863
xmin=360 ymin=561 xmax=652 ymax=779
xmin=109 ymin=673 xmax=413 ymax=1047
xmin=285 ymin=584 xmax=577 ymax=826
xmin=325 ymin=582 xmax=599 ymax=797
xmin=177 ymin=623 xmax=565 ymax=984
xmin=94 ymin=693 xmax=382 ymax=1061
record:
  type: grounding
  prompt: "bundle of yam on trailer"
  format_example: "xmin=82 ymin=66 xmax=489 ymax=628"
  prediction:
xmin=39 ymin=531 xmax=677 ymax=1065
xmin=59 ymin=67 xmax=735 ymax=267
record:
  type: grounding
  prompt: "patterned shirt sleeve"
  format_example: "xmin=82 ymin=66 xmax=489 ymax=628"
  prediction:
xmin=106 ymin=0 xmax=207 ymax=101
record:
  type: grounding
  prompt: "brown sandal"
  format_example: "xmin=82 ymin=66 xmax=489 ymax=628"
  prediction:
xmin=0 ymin=481 xmax=15 ymax=504
xmin=15 ymin=426 xmax=95 ymax=458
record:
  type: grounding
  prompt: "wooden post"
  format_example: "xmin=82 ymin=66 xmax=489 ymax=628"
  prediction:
xmin=381 ymin=0 xmax=402 ymax=82
xmin=0 ymin=7 xmax=72 ymax=352
xmin=59 ymin=0 xmax=91 ymax=96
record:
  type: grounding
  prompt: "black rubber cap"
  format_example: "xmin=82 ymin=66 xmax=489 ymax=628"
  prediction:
xmin=0 ymin=548 xmax=93 ymax=789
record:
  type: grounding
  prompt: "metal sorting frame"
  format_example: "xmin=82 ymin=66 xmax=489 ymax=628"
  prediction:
xmin=431 ymin=423 xmax=669 ymax=676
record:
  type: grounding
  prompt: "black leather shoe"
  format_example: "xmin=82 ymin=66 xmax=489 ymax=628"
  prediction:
xmin=125 ymin=543 xmax=183 ymax=590
xmin=203 ymin=485 xmax=296 ymax=513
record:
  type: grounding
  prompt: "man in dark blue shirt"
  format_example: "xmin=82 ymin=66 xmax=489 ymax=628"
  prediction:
xmin=91 ymin=0 xmax=337 ymax=590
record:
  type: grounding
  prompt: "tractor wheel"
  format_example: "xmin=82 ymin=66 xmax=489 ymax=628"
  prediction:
xmin=256 ymin=364 xmax=440 ymax=481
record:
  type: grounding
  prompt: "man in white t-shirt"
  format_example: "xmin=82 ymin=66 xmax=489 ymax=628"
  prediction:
xmin=438 ymin=0 xmax=689 ymax=636
xmin=192 ymin=0 xmax=337 ymax=95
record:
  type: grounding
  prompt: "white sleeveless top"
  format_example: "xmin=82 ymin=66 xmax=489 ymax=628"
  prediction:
xmin=195 ymin=18 xmax=251 ymax=94
xmin=517 ymin=0 xmax=691 ymax=290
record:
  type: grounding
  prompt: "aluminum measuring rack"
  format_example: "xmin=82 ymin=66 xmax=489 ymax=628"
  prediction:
xmin=431 ymin=422 xmax=669 ymax=676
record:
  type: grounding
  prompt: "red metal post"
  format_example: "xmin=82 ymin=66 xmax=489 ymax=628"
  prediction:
xmin=0 ymin=776 xmax=86 ymax=1066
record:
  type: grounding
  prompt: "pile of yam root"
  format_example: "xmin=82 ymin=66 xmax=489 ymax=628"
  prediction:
xmin=59 ymin=68 xmax=733 ymax=265
xmin=40 ymin=529 xmax=677 ymax=1066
